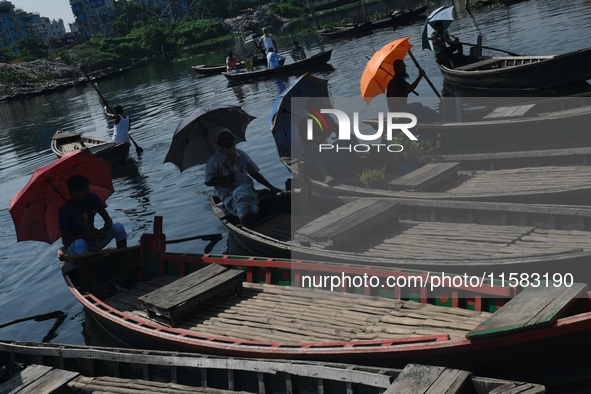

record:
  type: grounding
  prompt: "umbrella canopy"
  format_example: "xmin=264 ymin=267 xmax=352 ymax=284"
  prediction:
xmin=360 ymin=36 xmax=413 ymax=105
xmin=8 ymin=150 xmax=114 ymax=244
xmin=421 ymin=6 xmax=455 ymax=51
xmin=269 ymin=73 xmax=331 ymax=158
xmin=163 ymin=105 xmax=256 ymax=172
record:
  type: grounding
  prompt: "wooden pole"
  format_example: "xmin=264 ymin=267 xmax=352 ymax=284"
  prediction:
xmin=407 ymin=49 xmax=442 ymax=98
xmin=0 ymin=310 xmax=66 ymax=329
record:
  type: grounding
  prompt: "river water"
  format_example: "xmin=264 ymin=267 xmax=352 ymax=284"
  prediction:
xmin=1 ymin=0 xmax=590 ymax=354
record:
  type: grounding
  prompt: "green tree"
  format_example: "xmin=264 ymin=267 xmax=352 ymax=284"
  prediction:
xmin=14 ymin=37 xmax=47 ymax=60
xmin=112 ymin=0 xmax=149 ymax=36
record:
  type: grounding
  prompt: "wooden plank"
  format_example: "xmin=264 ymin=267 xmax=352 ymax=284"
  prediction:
xmin=467 ymin=283 xmax=587 ymax=340
xmin=140 ymin=265 xmax=245 ymax=326
xmin=483 ymin=104 xmax=536 ymax=120
xmin=384 ymin=364 xmax=470 ymax=394
xmin=139 ymin=264 xmax=227 ymax=306
xmin=0 ymin=365 xmax=78 ymax=394
xmin=388 ymin=162 xmax=460 ymax=191
xmin=295 ymin=199 xmax=399 ymax=247
xmin=453 ymin=58 xmax=503 ymax=71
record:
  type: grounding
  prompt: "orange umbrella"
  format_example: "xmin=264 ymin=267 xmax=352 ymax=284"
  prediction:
xmin=360 ymin=37 xmax=413 ymax=105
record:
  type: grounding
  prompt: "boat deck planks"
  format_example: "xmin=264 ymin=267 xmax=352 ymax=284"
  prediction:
xmin=295 ymin=199 xmax=399 ymax=247
xmin=388 ymin=162 xmax=461 ymax=191
xmin=105 ymin=282 xmax=492 ymax=342
xmin=0 ymin=364 xmax=79 ymax=394
xmin=467 ymin=283 xmax=588 ymax=340
xmin=384 ymin=364 xmax=471 ymax=394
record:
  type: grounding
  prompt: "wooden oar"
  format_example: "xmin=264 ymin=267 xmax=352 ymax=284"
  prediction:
xmin=59 ymin=245 xmax=140 ymax=261
xmin=429 ymin=37 xmax=522 ymax=56
xmin=407 ymin=49 xmax=442 ymax=98
xmin=79 ymin=66 xmax=144 ymax=153
xmin=0 ymin=310 xmax=66 ymax=329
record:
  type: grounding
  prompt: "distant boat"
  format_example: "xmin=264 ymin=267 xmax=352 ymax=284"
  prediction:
xmin=51 ymin=130 xmax=130 ymax=163
xmin=369 ymin=5 xmax=428 ymax=31
xmin=317 ymin=22 xmax=373 ymax=40
xmin=191 ymin=57 xmax=267 ymax=76
xmin=222 ymin=50 xmax=333 ymax=83
xmin=438 ymin=47 xmax=591 ymax=89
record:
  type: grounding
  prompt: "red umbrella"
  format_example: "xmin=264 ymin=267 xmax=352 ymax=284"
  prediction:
xmin=8 ymin=150 xmax=114 ymax=244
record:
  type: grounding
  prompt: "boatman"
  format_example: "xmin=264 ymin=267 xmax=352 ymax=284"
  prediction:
xmin=430 ymin=20 xmax=463 ymax=67
xmin=258 ymin=27 xmax=278 ymax=55
xmin=104 ymin=102 xmax=130 ymax=144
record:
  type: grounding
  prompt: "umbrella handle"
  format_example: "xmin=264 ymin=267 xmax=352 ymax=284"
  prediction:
xmin=408 ymin=50 xmax=442 ymax=98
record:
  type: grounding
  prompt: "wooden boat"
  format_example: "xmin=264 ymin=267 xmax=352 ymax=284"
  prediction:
xmin=211 ymin=192 xmax=591 ymax=280
xmin=222 ymin=50 xmax=333 ymax=83
xmin=191 ymin=57 xmax=267 ymax=76
xmin=369 ymin=5 xmax=428 ymax=31
xmin=281 ymin=155 xmax=591 ymax=205
xmin=0 ymin=341 xmax=546 ymax=394
xmin=61 ymin=217 xmax=591 ymax=388
xmin=437 ymin=47 xmax=591 ymax=89
xmin=51 ymin=130 xmax=130 ymax=163
xmin=317 ymin=23 xmax=372 ymax=40
xmin=363 ymin=96 xmax=591 ymax=154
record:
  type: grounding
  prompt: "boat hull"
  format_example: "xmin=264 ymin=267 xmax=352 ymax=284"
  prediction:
xmin=438 ymin=48 xmax=591 ymax=89
xmin=51 ymin=131 xmax=130 ymax=163
xmin=223 ymin=50 xmax=333 ymax=82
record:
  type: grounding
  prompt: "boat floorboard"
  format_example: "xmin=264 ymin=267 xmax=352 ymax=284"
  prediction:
xmin=105 ymin=281 xmax=491 ymax=342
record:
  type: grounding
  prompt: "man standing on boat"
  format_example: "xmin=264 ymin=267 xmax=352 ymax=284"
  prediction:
xmin=104 ymin=103 xmax=130 ymax=144
xmin=205 ymin=130 xmax=281 ymax=227
xmin=258 ymin=27 xmax=278 ymax=55
xmin=430 ymin=20 xmax=463 ymax=67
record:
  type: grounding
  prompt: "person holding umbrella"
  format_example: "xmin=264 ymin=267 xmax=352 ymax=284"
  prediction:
xmin=387 ymin=59 xmax=440 ymax=122
xmin=59 ymin=174 xmax=128 ymax=256
xmin=205 ymin=130 xmax=281 ymax=227
xmin=430 ymin=20 xmax=463 ymax=67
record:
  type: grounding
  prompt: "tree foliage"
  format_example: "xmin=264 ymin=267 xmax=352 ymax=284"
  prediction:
xmin=14 ymin=37 xmax=48 ymax=61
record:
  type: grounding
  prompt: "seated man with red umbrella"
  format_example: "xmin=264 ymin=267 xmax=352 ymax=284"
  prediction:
xmin=59 ymin=175 xmax=127 ymax=255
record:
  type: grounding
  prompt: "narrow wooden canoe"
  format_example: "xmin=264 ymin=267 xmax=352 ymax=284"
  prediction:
xmin=51 ymin=130 xmax=130 ymax=163
xmin=61 ymin=216 xmax=591 ymax=388
xmin=317 ymin=23 xmax=372 ymax=40
xmin=222 ymin=50 xmax=333 ymax=83
xmin=191 ymin=57 xmax=267 ymax=76
xmin=369 ymin=5 xmax=428 ymax=31
xmin=437 ymin=47 xmax=591 ymax=89
xmin=211 ymin=192 xmax=591 ymax=281
xmin=0 ymin=341 xmax=546 ymax=393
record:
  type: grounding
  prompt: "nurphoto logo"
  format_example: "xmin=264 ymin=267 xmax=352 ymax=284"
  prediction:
xmin=306 ymin=109 xmax=418 ymax=153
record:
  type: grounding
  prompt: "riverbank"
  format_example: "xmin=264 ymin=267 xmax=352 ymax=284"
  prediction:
xmin=0 ymin=60 xmax=136 ymax=103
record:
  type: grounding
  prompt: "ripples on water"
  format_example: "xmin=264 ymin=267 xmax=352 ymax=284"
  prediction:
xmin=0 ymin=0 xmax=590 ymax=345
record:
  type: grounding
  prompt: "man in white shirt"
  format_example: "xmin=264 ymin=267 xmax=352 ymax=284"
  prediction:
xmin=266 ymin=48 xmax=286 ymax=69
xmin=104 ymin=104 xmax=130 ymax=144
xmin=258 ymin=27 xmax=278 ymax=55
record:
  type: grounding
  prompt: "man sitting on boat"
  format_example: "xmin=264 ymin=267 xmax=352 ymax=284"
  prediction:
xmin=430 ymin=20 xmax=463 ymax=68
xmin=290 ymin=41 xmax=307 ymax=62
xmin=226 ymin=51 xmax=239 ymax=73
xmin=205 ymin=131 xmax=281 ymax=227
xmin=59 ymin=175 xmax=128 ymax=256
xmin=267 ymin=48 xmax=286 ymax=69
xmin=104 ymin=104 xmax=130 ymax=144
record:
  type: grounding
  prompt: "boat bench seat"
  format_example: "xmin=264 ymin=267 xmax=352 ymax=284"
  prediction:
xmin=0 ymin=364 xmax=79 ymax=394
xmin=384 ymin=364 xmax=471 ymax=394
xmin=138 ymin=264 xmax=245 ymax=326
xmin=467 ymin=282 xmax=588 ymax=340
xmin=295 ymin=199 xmax=399 ymax=248
xmin=453 ymin=58 xmax=503 ymax=71
xmin=483 ymin=104 xmax=536 ymax=120
xmin=388 ymin=162 xmax=460 ymax=191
